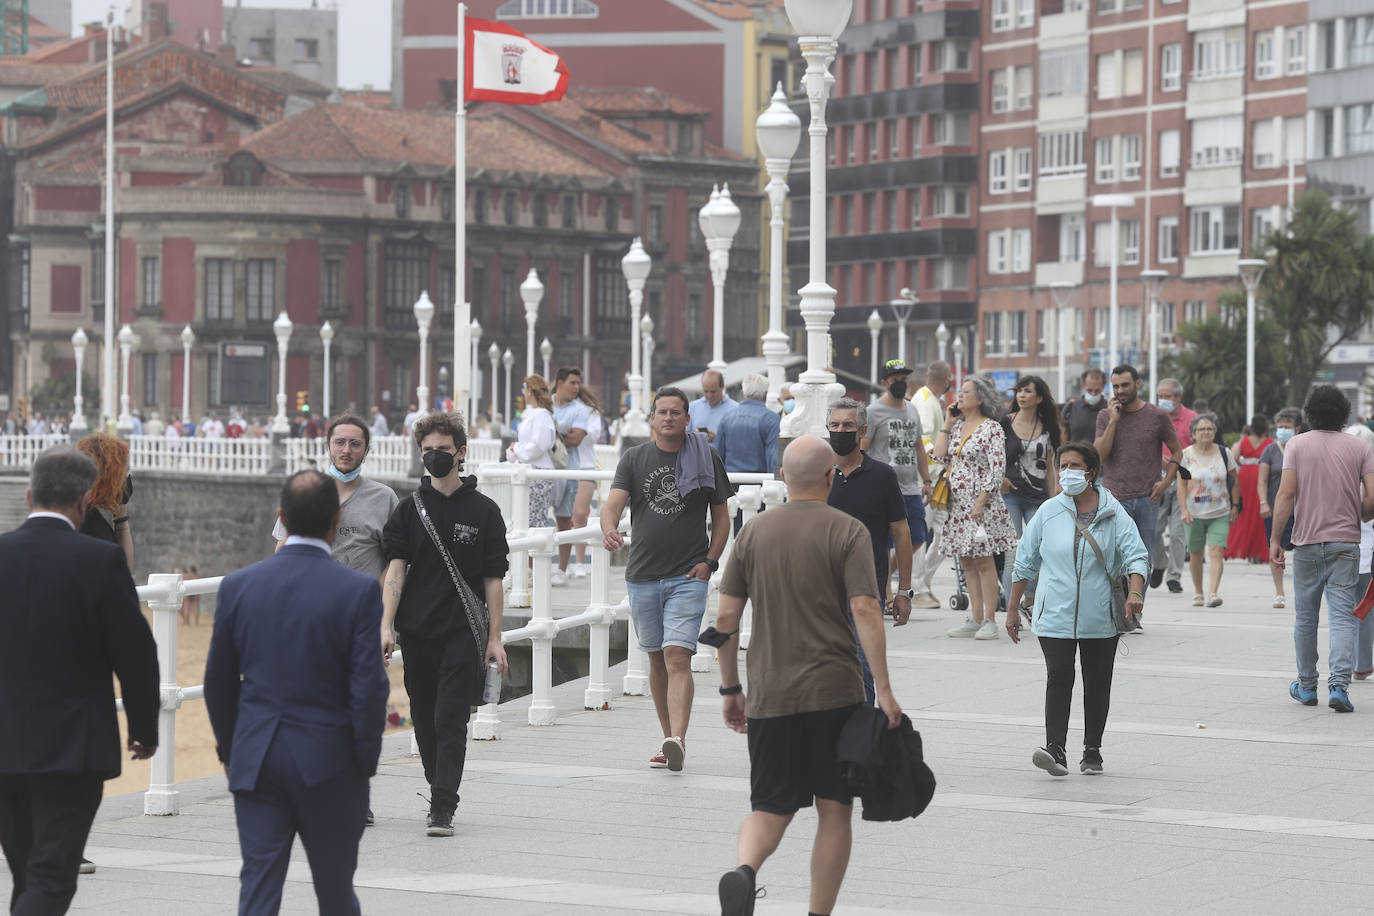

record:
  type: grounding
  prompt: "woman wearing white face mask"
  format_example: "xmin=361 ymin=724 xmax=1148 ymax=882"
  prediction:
xmin=1006 ymin=441 xmax=1148 ymax=777
xmin=1257 ymin=408 xmax=1302 ymax=608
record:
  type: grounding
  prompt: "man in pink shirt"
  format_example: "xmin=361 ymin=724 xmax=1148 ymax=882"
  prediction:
xmin=1272 ymin=385 xmax=1374 ymax=713
xmin=1151 ymin=378 xmax=1197 ymax=593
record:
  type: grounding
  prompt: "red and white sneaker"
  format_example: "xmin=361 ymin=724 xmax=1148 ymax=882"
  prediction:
xmin=662 ymin=736 xmax=686 ymax=772
xmin=649 ymin=748 xmax=668 ymax=768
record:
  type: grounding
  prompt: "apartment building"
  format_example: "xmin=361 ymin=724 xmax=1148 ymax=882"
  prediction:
xmin=976 ymin=0 xmax=1307 ymax=395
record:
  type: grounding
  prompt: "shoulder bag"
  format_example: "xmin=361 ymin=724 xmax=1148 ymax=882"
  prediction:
xmin=412 ymin=491 xmax=491 ymax=674
xmin=550 ymin=433 xmax=569 ymax=470
xmin=1072 ymin=511 xmax=1137 ymax=634
xmin=930 ymin=419 xmax=984 ymax=513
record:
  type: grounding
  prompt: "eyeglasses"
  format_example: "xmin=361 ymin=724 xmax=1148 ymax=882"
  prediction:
xmin=331 ymin=438 xmax=366 ymax=450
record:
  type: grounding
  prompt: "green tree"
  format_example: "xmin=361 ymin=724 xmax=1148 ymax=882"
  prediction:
xmin=1256 ymin=190 xmax=1374 ymax=405
xmin=1163 ymin=287 xmax=1288 ymax=434
xmin=28 ymin=371 xmax=98 ymax=422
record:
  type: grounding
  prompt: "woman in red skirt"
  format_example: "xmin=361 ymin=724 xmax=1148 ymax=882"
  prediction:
xmin=1225 ymin=414 xmax=1274 ymax=562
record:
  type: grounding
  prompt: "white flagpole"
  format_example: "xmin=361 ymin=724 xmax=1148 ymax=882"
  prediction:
xmin=102 ymin=12 xmax=115 ymax=426
xmin=454 ymin=3 xmax=470 ymax=425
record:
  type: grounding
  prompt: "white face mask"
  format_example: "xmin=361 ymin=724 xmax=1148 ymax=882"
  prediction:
xmin=1158 ymin=398 xmax=1175 ymax=412
xmin=1083 ymin=393 xmax=1103 ymax=405
xmin=1059 ymin=468 xmax=1090 ymax=496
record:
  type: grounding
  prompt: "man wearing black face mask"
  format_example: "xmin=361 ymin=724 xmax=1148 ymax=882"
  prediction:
xmin=380 ymin=411 xmax=509 ymax=837
xmin=826 ymin=398 xmax=912 ymax=705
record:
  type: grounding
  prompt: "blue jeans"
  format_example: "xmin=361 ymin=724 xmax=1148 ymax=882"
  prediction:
xmin=626 ymin=576 xmax=710 ymax=652
xmin=1118 ymin=496 xmax=1160 ymax=571
xmin=1292 ymin=542 xmax=1360 ymax=690
xmin=1356 ymin=572 xmax=1373 ymax=675
xmin=1001 ymin=490 xmax=1045 ymax=603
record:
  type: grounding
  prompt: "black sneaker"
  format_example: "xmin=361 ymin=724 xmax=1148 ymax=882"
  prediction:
xmin=78 ymin=858 xmax=95 ymax=875
xmin=1080 ymin=747 xmax=1104 ymax=775
xmin=1149 ymin=568 xmax=1164 ymax=589
xmin=718 ymin=865 xmax=763 ymax=916
xmin=426 ymin=806 xmax=455 ymax=837
xmin=1032 ymin=745 xmax=1068 ymax=777
xmin=365 ymin=808 xmax=375 ymax=827
xmin=1167 ymin=579 xmax=1183 ymax=594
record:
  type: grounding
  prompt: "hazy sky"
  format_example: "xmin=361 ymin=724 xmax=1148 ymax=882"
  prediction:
xmin=68 ymin=0 xmax=392 ymax=90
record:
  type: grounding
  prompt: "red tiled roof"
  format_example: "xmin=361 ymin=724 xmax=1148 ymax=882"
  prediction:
xmin=19 ymin=31 xmax=101 ymax=63
xmin=233 ymin=64 xmax=330 ymax=98
xmin=0 ymin=61 xmax=85 ymax=87
xmin=534 ymin=98 xmax=667 ymax=156
xmin=340 ymin=89 xmax=392 ymax=109
xmin=570 ymin=87 xmax=711 ymax=118
xmin=682 ymin=0 xmax=784 ymax=21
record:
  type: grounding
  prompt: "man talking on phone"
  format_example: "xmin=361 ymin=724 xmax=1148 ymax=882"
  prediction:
xmin=1094 ymin=364 xmax=1181 ymax=617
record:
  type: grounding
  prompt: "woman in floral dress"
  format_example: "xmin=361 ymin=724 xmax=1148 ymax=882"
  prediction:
xmin=934 ymin=375 xmax=1019 ymax=639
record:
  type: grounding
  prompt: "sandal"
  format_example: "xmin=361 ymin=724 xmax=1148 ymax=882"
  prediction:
xmin=1272 ymin=595 xmax=1286 ymax=608
xmin=1206 ymin=594 xmax=1223 ymax=608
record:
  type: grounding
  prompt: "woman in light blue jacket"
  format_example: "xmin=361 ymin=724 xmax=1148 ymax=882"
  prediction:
xmin=1005 ymin=441 xmax=1147 ymax=777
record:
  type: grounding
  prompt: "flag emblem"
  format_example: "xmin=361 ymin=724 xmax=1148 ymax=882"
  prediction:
xmin=501 ymin=44 xmax=525 ymax=85
xmin=465 ymin=16 xmax=570 ymax=105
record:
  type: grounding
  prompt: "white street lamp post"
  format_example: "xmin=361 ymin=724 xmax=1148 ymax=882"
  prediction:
xmin=1140 ymin=270 xmax=1169 ymax=405
xmin=180 ymin=324 xmax=195 ymax=426
xmin=488 ymin=341 xmax=500 ymax=424
xmin=413 ymin=291 xmax=434 ymax=418
xmin=755 ymin=82 xmax=803 ymax=411
xmin=951 ymin=334 xmax=964 ymax=391
xmin=935 ymin=321 xmax=949 ymax=364
xmin=867 ymin=309 xmax=882 ymax=385
xmin=271 ymin=312 xmax=293 ymax=434
xmin=1049 ymin=283 xmax=1076 ymax=402
xmin=116 ymin=323 xmax=134 ymax=436
xmin=502 ymin=348 xmax=514 ymax=426
xmin=620 ymin=238 xmax=653 ymax=440
xmin=641 ymin=313 xmax=655 ymax=410
xmin=520 ymin=268 xmax=544 ymax=378
xmin=469 ymin=318 xmax=482 ymax=425
xmin=889 ymin=287 xmax=917 ymax=365
xmin=70 ymin=328 xmax=88 ymax=434
xmin=782 ymin=0 xmax=853 ymax=439
xmin=540 ymin=337 xmax=552 ymax=381
xmin=318 ymin=321 xmax=333 ymax=420
xmin=1238 ymin=258 xmax=1267 ymax=422
xmin=1093 ymin=194 xmax=1135 ymax=370
xmin=700 ymin=185 xmax=741 ymax=371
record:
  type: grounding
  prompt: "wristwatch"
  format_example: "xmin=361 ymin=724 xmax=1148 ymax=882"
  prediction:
xmin=896 ymin=588 xmax=915 ymax=599
xmin=706 ymin=558 xmax=720 ymax=573
xmin=719 ymin=683 xmax=743 ymax=696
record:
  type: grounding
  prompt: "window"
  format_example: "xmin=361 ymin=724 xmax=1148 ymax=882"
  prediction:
xmin=1350 ymin=15 xmax=1374 ymax=67
xmin=141 ymin=353 xmax=158 ymax=406
xmin=90 ymin=240 xmax=104 ymax=312
xmin=1121 ymin=134 xmax=1141 ymax=179
xmin=910 ymin=190 xmax=922 ymax=227
xmin=1039 ymin=130 xmax=1086 ymax=176
xmin=206 ymin=259 xmax=233 ymax=321
xmin=1095 ymin=136 xmax=1115 ymax=182
xmin=884 ymin=190 xmax=897 ymax=232
xmin=933 ymin=112 xmax=971 ymax=145
xmin=1123 ymin=49 xmax=1143 ymax=95
xmin=1016 ymin=0 xmax=1034 ymax=28
xmin=864 ymin=192 xmax=877 ymax=233
xmin=323 ymin=259 xmax=342 ymax=312
xmin=867 ymin=51 xmax=880 ymax=92
xmin=1008 ymin=311 xmax=1028 ymax=355
xmin=1253 ymin=207 xmax=1277 ymax=246
xmin=1040 ymin=46 xmax=1088 ymax=97
xmin=1060 ymin=214 xmax=1085 ymax=263
xmin=933 ymin=39 xmax=971 ymax=72
xmin=1185 ymin=300 xmax=1206 ymax=324
xmin=1191 ymin=115 xmax=1243 ymax=167
xmin=989 ymin=231 xmax=1009 ymax=274
xmin=141 ymin=256 xmax=160 ymax=308
xmin=1121 ymin=219 xmax=1140 ymax=264
xmin=1285 ymin=116 xmax=1306 ymax=164
xmin=983 ymin=312 xmax=1004 ymax=355
xmin=471 ymin=266 xmax=487 ymax=314
xmin=887 ymin=48 xmax=899 ymax=90
xmin=992 ymin=0 xmax=1011 ymax=31
xmin=1160 ymin=302 xmax=1177 ymax=336
xmin=560 ymin=280 xmax=574 ymax=321
xmin=847 ymin=128 xmax=856 ymax=163
xmin=868 ymin=123 xmax=879 ymax=161
xmin=1014 ymin=148 xmax=1033 ymax=191
xmin=504 ymin=190 xmax=518 ymax=225
xmin=496 ymin=0 xmax=599 ymax=18
xmin=888 ymin=119 xmax=900 ymax=158
xmin=685 ymin=292 xmax=703 ymax=342
xmin=1012 ymin=228 xmax=1031 ymax=272
xmin=1189 ymin=205 xmax=1240 ymax=253
xmin=245 ymin=259 xmax=275 ymax=322
xmin=1347 ymin=103 xmax=1374 ymax=154
xmin=1015 ymin=66 xmax=1033 ymax=110
xmin=295 ymin=38 xmax=318 ymax=59
xmin=932 ymin=257 xmax=970 ymax=290
xmin=555 ymin=194 xmax=575 ymax=229
xmin=1161 ymin=43 xmax=1181 ymax=91
xmin=1159 ymin=128 xmax=1181 ymax=177
xmin=992 ymin=68 xmax=1010 ymax=113
xmin=930 ymin=186 xmax=969 ymax=217
xmin=1121 ymin=304 xmax=1142 ymax=349
xmin=1194 ymin=28 xmax=1244 ymax=79
xmin=394 ymin=181 xmax=411 ymax=219
xmin=1253 ymin=119 xmax=1277 ymax=167
xmin=440 ymin=185 xmax=453 ymax=222
xmin=839 ymin=196 xmax=853 ymax=234
xmin=474 ymin=188 xmax=487 ymax=224
xmin=1096 ymin=52 xmax=1118 ymax=100
xmin=1316 ymin=108 xmax=1336 ymax=158
xmin=990 ymin=150 xmax=1009 ymax=193
xmin=604 ymin=197 xmax=618 ymax=231
xmin=911 ymin=116 xmax=922 ymax=156
xmin=1158 ymin=216 xmax=1179 ymax=262
xmin=1038 ymin=307 xmax=1057 ymax=355
xmin=534 ymin=193 xmax=548 ymax=228
xmin=1255 ymin=30 xmax=1276 ymax=78
xmin=1287 ymin=26 xmax=1306 ymax=74
xmin=1093 ymin=221 xmax=1113 ymax=266
xmin=249 ymin=37 xmax=273 ymax=62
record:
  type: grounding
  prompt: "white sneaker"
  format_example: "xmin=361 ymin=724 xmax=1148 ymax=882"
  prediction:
xmin=570 ymin=563 xmax=589 ymax=579
xmin=974 ymin=619 xmax=1000 ymax=640
xmin=947 ymin=618 xmax=980 ymax=638
xmin=661 ymin=736 xmax=686 ymax=772
xmin=550 ymin=568 xmax=569 ymax=587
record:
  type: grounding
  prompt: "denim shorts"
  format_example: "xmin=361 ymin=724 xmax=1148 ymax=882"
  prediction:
xmin=553 ymin=479 xmax=578 ymax=517
xmin=626 ymin=576 xmax=710 ymax=652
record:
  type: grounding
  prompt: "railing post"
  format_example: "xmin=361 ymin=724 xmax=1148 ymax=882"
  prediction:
xmin=507 ymin=465 xmax=532 ymax=608
xmin=584 ymin=519 xmax=614 ymax=710
xmin=143 ymin=573 xmax=185 ymax=816
xmin=527 ymin=527 xmax=558 ymax=725
xmin=622 ymin=612 xmax=649 ymax=696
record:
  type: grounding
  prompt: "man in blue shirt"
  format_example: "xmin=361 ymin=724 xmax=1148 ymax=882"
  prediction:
xmin=688 ymin=370 xmax=737 ymax=443
xmin=715 ymin=374 xmax=779 ymax=533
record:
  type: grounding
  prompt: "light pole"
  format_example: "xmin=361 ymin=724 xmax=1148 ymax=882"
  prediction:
xmin=116 ymin=323 xmax=134 ymax=436
xmin=502 ymin=347 xmax=514 ymax=425
xmin=520 ymin=268 xmax=543 ymax=378
xmin=272 ymin=312 xmax=293 ymax=434
xmin=951 ymin=334 xmax=964 ymax=391
xmin=867 ymin=309 xmax=882 ymax=385
xmin=413 ymin=291 xmax=434 ymax=419
xmin=540 ymin=337 xmax=552 ymax=381
xmin=488 ymin=341 xmax=500 ymax=424
xmin=1092 ymin=193 xmax=1135 ymax=370
xmin=620 ymin=237 xmax=652 ymax=440
xmin=1238 ymin=258 xmax=1267 ymax=422
xmin=70 ymin=328 xmax=88 ymax=434
xmin=1049 ymin=282 xmax=1076 ymax=402
xmin=699 ymin=185 xmax=741 ymax=371
xmin=641 ymin=312 xmax=655 ymax=410
xmin=935 ymin=321 xmax=949 ymax=363
xmin=889 ymin=287 xmax=917 ymax=365
xmin=1140 ymin=270 xmax=1169 ymax=404
xmin=781 ymin=0 xmax=853 ymax=438
xmin=180 ymin=324 xmax=195 ymax=426
xmin=318 ymin=321 xmax=333 ymax=419
xmin=755 ymin=82 xmax=803 ymax=411
xmin=469 ymin=318 xmax=482 ymax=425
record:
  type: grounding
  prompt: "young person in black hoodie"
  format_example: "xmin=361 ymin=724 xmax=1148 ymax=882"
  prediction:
xmin=380 ymin=411 xmax=509 ymax=837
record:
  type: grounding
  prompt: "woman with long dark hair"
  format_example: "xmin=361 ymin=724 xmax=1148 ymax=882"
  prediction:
xmin=1000 ymin=375 xmax=1064 ymax=608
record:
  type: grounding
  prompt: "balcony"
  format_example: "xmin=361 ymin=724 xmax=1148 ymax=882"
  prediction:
xmin=1183 ymin=157 xmax=1242 ymax=206
xmin=1034 ymin=260 xmax=1085 ymax=287
xmin=1038 ymin=93 xmax=1087 ymax=123
xmin=1183 ymin=252 xmax=1240 ymax=279
xmin=1186 ymin=75 xmax=1244 ymax=119
xmin=1039 ymin=1 xmax=1087 ymax=42
xmin=1035 ymin=174 xmax=1087 ymax=213
xmin=1187 ymin=0 xmax=1245 ymax=32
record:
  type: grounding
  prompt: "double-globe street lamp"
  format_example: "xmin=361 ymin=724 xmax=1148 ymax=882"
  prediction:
xmin=867 ymin=310 xmax=882 ymax=385
xmin=782 ymin=0 xmax=853 ymax=438
xmin=1238 ymin=258 xmax=1268 ymax=422
xmin=70 ymin=328 xmax=88 ymax=435
xmin=319 ymin=321 xmax=333 ymax=420
xmin=754 ymin=82 xmax=803 ymax=411
xmin=272 ymin=312 xmax=293 ymax=435
xmin=698 ymin=184 xmax=742 ymax=371
xmin=620 ymin=238 xmax=652 ymax=441
xmin=1140 ymin=270 xmax=1169 ymax=405
xmin=520 ymin=269 xmax=544 ymax=380
xmin=889 ymin=287 xmax=918 ymax=365
xmin=413 ymin=291 xmax=434 ymax=419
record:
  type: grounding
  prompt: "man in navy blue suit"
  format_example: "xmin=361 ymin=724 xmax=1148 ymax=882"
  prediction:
xmin=205 ymin=470 xmax=389 ymax=916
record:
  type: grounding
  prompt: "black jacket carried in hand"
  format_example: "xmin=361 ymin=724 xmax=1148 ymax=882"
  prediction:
xmin=836 ymin=706 xmax=936 ymax=822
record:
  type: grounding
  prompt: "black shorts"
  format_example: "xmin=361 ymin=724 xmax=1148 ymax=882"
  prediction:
xmin=747 ymin=703 xmax=861 ymax=815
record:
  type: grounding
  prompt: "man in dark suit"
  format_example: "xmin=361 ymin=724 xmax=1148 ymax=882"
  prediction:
xmin=205 ymin=470 xmax=389 ymax=916
xmin=0 ymin=446 xmax=159 ymax=915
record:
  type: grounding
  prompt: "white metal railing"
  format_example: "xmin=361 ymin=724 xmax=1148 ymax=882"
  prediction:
xmin=128 ymin=436 xmax=274 ymax=476
xmin=0 ymin=433 xmax=66 ymax=467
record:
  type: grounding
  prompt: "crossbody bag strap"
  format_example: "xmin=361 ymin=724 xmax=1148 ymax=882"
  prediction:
xmin=1072 ymin=511 xmax=1116 ymax=580
xmin=412 ymin=490 xmax=489 ymax=663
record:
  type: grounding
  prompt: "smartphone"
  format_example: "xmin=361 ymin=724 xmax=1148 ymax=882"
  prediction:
xmin=697 ymin=427 xmax=709 ymax=433
xmin=949 ymin=405 xmax=961 ymax=418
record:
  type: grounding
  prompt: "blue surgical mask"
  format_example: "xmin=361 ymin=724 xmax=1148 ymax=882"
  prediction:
xmin=1083 ymin=393 xmax=1103 ymax=406
xmin=1276 ymin=427 xmax=1294 ymax=444
xmin=1158 ymin=398 xmax=1175 ymax=412
xmin=1059 ymin=468 xmax=1090 ymax=496
xmin=783 ymin=398 xmax=796 ymax=414
xmin=326 ymin=463 xmax=362 ymax=483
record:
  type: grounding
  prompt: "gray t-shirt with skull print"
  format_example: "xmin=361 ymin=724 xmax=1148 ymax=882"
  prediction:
xmin=611 ymin=441 xmax=732 ymax=583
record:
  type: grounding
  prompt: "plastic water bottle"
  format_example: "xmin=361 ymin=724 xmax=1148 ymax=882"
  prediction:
xmin=482 ymin=661 xmax=502 ymax=705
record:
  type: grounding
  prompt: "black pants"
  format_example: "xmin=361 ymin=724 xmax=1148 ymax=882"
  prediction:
xmin=0 ymin=771 xmax=103 ymax=915
xmin=1039 ymin=636 xmax=1118 ymax=751
xmin=402 ymin=629 xmax=477 ymax=809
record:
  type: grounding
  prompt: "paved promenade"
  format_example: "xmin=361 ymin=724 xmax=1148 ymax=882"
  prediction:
xmin=15 ymin=559 xmax=1374 ymax=914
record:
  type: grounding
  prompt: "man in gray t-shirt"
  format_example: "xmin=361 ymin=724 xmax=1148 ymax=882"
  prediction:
xmin=602 ymin=388 xmax=732 ymax=773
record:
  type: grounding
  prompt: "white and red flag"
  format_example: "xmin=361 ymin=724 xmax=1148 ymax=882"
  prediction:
xmin=464 ymin=16 xmax=570 ymax=105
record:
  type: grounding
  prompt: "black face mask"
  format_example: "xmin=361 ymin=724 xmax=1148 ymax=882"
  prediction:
xmin=422 ymin=449 xmax=456 ymax=478
xmin=888 ymin=380 xmax=908 ymax=400
xmin=829 ymin=431 xmax=859 ymax=456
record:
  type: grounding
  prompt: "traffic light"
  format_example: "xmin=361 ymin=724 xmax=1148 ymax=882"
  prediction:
xmin=295 ymin=390 xmax=309 ymax=412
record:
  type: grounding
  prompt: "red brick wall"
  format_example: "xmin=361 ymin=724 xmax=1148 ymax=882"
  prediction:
xmin=162 ymin=238 xmax=195 ymax=323
xmin=50 ymin=265 xmax=82 ymax=313
xmin=302 ymin=175 xmax=365 ymax=191
xmin=34 ymin=186 xmax=101 ymax=211
xmin=131 ymin=172 xmax=191 ymax=187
